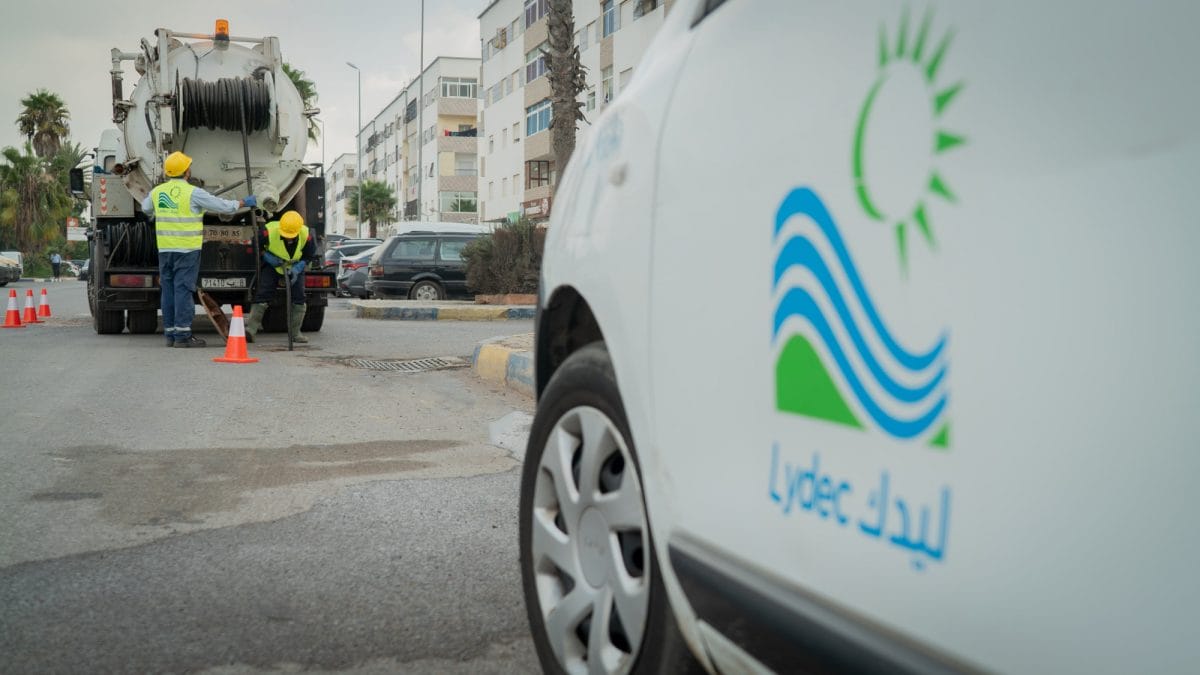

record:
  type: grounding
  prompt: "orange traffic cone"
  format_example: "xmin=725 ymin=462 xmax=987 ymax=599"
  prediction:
xmin=2 ymin=290 xmax=23 ymax=328
xmin=37 ymin=288 xmax=51 ymax=317
xmin=213 ymin=305 xmax=258 ymax=364
xmin=22 ymin=289 xmax=43 ymax=324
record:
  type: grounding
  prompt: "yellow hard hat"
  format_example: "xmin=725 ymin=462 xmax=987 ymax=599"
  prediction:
xmin=164 ymin=151 xmax=192 ymax=177
xmin=279 ymin=211 xmax=304 ymax=238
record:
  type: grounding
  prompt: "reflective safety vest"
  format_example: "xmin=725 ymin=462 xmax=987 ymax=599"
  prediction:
xmin=265 ymin=221 xmax=310 ymax=275
xmin=150 ymin=179 xmax=202 ymax=252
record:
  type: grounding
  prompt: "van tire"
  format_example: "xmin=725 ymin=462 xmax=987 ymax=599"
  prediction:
xmin=301 ymin=304 xmax=325 ymax=332
xmin=519 ymin=343 xmax=702 ymax=675
xmin=95 ymin=305 xmax=125 ymax=334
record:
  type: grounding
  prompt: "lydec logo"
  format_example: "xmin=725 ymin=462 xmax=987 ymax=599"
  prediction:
xmin=772 ymin=9 xmax=964 ymax=449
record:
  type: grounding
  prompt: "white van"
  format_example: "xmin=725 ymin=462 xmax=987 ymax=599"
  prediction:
xmin=520 ymin=1 xmax=1197 ymax=673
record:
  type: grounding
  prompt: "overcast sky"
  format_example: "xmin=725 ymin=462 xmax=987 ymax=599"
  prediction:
xmin=1 ymin=0 xmax=484 ymax=168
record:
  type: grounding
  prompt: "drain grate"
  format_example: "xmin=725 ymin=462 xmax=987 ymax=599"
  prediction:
xmin=345 ymin=356 xmax=468 ymax=372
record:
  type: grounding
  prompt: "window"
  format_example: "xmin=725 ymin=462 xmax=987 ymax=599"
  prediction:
xmin=581 ymin=23 xmax=591 ymax=52
xmin=482 ymin=40 xmax=490 ymax=61
xmin=502 ymin=128 xmax=508 ymax=146
xmin=489 ymin=181 xmax=494 ymax=199
xmin=440 ymin=77 xmax=478 ymax=98
xmin=620 ymin=0 xmax=633 ymax=29
xmin=526 ymin=160 xmax=552 ymax=189
xmin=390 ymin=238 xmax=436 ymax=260
xmin=525 ymin=42 xmax=548 ymax=83
xmin=428 ymin=162 xmax=434 ymax=178
xmin=440 ymin=191 xmax=478 ymax=213
xmin=634 ymin=0 xmax=659 ymax=19
xmin=602 ymin=0 xmax=617 ymax=37
xmin=602 ymin=67 xmax=614 ymax=103
xmin=587 ymin=90 xmax=596 ymax=111
xmin=456 ymin=153 xmax=477 ymax=176
xmin=524 ymin=0 xmax=548 ymax=27
xmin=510 ymin=18 xmax=522 ymax=38
xmin=480 ymin=156 xmax=486 ymax=178
xmin=513 ymin=174 xmax=520 ymax=194
xmin=619 ymin=68 xmax=633 ymax=95
xmin=346 ymin=167 xmax=356 ymax=179
xmin=440 ymin=239 xmax=470 ymax=262
xmin=502 ymin=177 xmax=509 ymax=196
xmin=525 ymin=99 xmax=552 ymax=136
xmin=511 ymin=71 xmax=520 ymax=92
xmin=503 ymin=77 xmax=512 ymax=97
xmin=489 ymin=135 xmax=494 ymax=153
xmin=512 ymin=122 xmax=520 ymax=143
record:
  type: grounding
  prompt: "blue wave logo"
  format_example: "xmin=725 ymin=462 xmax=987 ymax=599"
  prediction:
xmin=773 ymin=188 xmax=950 ymax=447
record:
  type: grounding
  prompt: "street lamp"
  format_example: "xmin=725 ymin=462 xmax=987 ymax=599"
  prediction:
xmin=346 ymin=61 xmax=363 ymax=237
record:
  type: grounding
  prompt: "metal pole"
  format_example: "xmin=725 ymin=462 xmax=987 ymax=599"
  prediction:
xmin=347 ymin=62 xmax=362 ymax=237
xmin=417 ymin=0 xmax=425 ymax=219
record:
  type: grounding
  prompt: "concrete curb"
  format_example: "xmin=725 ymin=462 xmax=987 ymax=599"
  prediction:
xmin=352 ymin=300 xmax=535 ymax=321
xmin=472 ymin=336 xmax=534 ymax=398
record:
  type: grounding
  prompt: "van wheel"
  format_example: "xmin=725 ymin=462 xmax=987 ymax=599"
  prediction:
xmin=94 ymin=305 xmax=125 ymax=335
xmin=410 ymin=280 xmax=443 ymax=301
xmin=520 ymin=343 xmax=701 ymax=674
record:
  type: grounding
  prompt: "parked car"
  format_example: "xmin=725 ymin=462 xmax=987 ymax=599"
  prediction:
xmin=0 ymin=251 xmax=23 ymax=277
xmin=364 ymin=231 xmax=480 ymax=300
xmin=335 ymin=246 xmax=378 ymax=299
xmin=321 ymin=240 xmax=381 ymax=272
xmin=0 ymin=255 xmax=19 ymax=286
xmin=519 ymin=2 xmax=1198 ymax=675
xmin=77 ymin=258 xmax=90 ymax=282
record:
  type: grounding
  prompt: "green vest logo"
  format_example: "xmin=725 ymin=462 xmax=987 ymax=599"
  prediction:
xmin=773 ymin=9 xmax=964 ymax=449
xmin=156 ymin=191 xmax=180 ymax=211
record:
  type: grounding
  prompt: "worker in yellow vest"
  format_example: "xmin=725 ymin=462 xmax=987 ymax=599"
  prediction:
xmin=141 ymin=151 xmax=257 ymax=348
xmin=244 ymin=211 xmax=316 ymax=343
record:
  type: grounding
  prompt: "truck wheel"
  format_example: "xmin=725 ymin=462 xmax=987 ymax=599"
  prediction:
xmin=127 ymin=309 xmax=158 ymax=334
xmin=300 ymin=304 xmax=325 ymax=332
xmin=94 ymin=305 xmax=125 ymax=334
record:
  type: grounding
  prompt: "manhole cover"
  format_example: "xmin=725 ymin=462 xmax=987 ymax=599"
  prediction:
xmin=344 ymin=356 xmax=468 ymax=372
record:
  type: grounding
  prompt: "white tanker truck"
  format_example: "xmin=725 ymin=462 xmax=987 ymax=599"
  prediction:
xmin=70 ymin=21 xmax=333 ymax=335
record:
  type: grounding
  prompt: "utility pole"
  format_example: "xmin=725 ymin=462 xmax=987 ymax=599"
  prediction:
xmin=347 ymin=61 xmax=363 ymax=236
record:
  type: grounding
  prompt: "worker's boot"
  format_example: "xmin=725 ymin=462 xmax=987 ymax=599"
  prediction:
xmin=288 ymin=304 xmax=308 ymax=344
xmin=244 ymin=303 xmax=268 ymax=343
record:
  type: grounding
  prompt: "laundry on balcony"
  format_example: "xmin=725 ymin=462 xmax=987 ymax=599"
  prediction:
xmin=445 ymin=128 xmax=478 ymax=137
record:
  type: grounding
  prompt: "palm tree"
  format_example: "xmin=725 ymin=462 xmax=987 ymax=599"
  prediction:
xmin=545 ymin=0 xmax=587 ymax=196
xmin=16 ymin=90 xmax=70 ymax=159
xmin=345 ymin=180 xmax=396 ymax=239
xmin=283 ymin=63 xmax=320 ymax=142
xmin=0 ymin=144 xmax=74 ymax=252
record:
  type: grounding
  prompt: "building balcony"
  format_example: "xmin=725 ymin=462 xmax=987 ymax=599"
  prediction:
xmin=524 ymin=130 xmax=551 ymax=161
xmin=439 ymin=174 xmax=478 ymax=193
xmin=438 ymin=135 xmax=478 ymax=153
xmin=437 ymin=97 xmax=478 ymax=117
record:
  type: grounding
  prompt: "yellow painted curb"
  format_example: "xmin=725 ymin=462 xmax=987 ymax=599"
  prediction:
xmin=474 ymin=344 xmax=512 ymax=385
xmin=438 ymin=306 xmax=507 ymax=321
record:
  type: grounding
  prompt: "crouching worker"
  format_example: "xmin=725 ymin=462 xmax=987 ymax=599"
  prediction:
xmin=245 ymin=211 xmax=316 ymax=343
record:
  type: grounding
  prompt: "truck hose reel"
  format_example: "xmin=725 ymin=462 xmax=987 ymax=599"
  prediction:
xmin=178 ymin=77 xmax=271 ymax=133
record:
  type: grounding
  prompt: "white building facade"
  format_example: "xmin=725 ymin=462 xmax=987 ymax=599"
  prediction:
xmin=357 ymin=56 xmax=482 ymax=227
xmin=324 ymin=152 xmax=360 ymax=236
xmin=478 ymin=0 xmax=672 ymax=224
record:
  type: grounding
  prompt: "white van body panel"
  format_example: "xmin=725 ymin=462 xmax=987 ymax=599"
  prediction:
xmin=644 ymin=1 xmax=1198 ymax=673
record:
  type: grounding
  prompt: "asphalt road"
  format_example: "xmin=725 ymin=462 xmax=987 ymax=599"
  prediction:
xmin=0 ymin=279 xmax=540 ymax=673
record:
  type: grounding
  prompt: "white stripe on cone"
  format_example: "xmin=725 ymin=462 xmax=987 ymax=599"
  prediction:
xmin=7 ymin=293 xmax=18 ymax=311
xmin=228 ymin=313 xmax=246 ymax=338
xmin=24 ymin=292 xmax=36 ymax=312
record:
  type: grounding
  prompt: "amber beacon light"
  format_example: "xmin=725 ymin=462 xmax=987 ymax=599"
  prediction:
xmin=215 ymin=19 xmax=230 ymax=40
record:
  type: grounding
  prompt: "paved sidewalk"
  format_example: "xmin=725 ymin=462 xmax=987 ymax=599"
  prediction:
xmin=471 ymin=333 xmax=534 ymax=398
xmin=351 ymin=299 xmax=535 ymax=321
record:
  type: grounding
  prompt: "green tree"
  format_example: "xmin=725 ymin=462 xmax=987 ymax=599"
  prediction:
xmin=0 ymin=144 xmax=74 ymax=253
xmin=283 ymin=63 xmax=320 ymax=142
xmin=16 ymin=89 xmax=70 ymax=159
xmin=545 ymin=0 xmax=587 ymax=195
xmin=345 ymin=180 xmax=396 ymax=239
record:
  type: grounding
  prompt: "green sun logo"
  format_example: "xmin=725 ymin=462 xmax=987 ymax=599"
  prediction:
xmin=852 ymin=9 xmax=965 ymax=271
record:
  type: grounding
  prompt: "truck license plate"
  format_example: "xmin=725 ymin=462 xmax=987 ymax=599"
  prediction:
xmin=201 ymin=277 xmax=247 ymax=289
xmin=204 ymin=225 xmax=252 ymax=244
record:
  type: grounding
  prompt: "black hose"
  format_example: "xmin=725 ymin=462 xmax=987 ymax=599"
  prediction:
xmin=179 ymin=77 xmax=270 ymax=132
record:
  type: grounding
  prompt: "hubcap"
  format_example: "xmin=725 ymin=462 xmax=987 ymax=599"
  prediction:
xmin=531 ymin=406 xmax=649 ymax=675
xmin=414 ymin=285 xmax=437 ymax=300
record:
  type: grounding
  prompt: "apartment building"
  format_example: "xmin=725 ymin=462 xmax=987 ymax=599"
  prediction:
xmin=478 ymin=0 xmax=672 ymax=224
xmin=325 ymin=152 xmax=360 ymax=236
xmin=357 ymin=56 xmax=482 ymax=227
